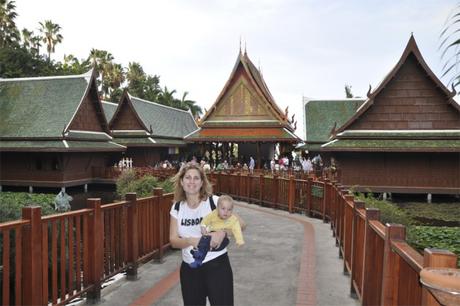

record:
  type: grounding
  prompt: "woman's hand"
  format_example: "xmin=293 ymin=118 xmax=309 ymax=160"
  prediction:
xmin=209 ymin=230 xmax=226 ymax=249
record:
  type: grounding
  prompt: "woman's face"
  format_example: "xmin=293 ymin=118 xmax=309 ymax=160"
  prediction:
xmin=181 ymin=168 xmax=203 ymax=196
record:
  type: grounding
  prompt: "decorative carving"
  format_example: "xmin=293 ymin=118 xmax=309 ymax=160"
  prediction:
xmin=367 ymin=84 xmax=373 ymax=98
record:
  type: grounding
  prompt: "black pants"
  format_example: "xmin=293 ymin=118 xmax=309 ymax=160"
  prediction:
xmin=180 ymin=253 xmax=234 ymax=306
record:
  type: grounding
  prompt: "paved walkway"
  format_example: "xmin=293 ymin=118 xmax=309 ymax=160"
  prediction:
xmin=98 ymin=201 xmax=360 ymax=306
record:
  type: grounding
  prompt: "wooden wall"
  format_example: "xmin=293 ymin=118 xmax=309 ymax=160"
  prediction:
xmin=335 ymin=152 xmax=460 ymax=194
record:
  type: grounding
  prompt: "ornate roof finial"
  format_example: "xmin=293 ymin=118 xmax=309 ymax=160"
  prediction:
xmin=451 ymin=83 xmax=457 ymax=97
xmin=244 ymin=40 xmax=247 ymax=56
xmin=239 ymin=35 xmax=242 ymax=54
xmin=367 ymin=84 xmax=373 ymax=98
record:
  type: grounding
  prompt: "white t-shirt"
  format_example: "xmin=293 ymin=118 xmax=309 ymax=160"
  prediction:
xmin=170 ymin=195 xmax=227 ymax=264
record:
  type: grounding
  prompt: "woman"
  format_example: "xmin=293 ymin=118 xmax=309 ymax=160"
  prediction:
xmin=169 ymin=163 xmax=243 ymax=306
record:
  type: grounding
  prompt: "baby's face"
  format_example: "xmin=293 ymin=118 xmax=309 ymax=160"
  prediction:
xmin=217 ymin=201 xmax=233 ymax=220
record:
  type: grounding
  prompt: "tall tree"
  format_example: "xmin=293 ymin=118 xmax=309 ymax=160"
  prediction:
xmin=38 ymin=20 xmax=63 ymax=61
xmin=0 ymin=0 xmax=20 ymax=48
xmin=126 ymin=62 xmax=146 ymax=98
xmin=158 ymin=86 xmax=177 ymax=107
xmin=440 ymin=4 xmax=460 ymax=89
xmin=179 ymin=91 xmax=203 ymax=117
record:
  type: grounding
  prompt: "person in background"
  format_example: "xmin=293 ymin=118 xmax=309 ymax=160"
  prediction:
xmin=249 ymin=156 xmax=255 ymax=174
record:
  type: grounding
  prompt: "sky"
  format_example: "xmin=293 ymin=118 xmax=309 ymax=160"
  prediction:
xmin=15 ymin=0 xmax=457 ymax=138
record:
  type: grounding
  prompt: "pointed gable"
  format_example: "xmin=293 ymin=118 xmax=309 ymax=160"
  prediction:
xmin=109 ymin=91 xmax=147 ymax=131
xmin=201 ymin=51 xmax=291 ymax=129
xmin=67 ymin=69 xmax=110 ymax=134
xmin=337 ymin=35 xmax=460 ymax=133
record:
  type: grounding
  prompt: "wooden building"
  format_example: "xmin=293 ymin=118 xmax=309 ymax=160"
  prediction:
xmin=321 ymin=35 xmax=460 ymax=195
xmin=102 ymin=91 xmax=198 ymax=166
xmin=0 ymin=70 xmax=126 ymax=190
xmin=185 ymin=49 xmax=300 ymax=168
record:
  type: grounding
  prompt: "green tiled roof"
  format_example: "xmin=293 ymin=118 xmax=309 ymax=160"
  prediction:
xmin=321 ymin=139 xmax=460 ymax=152
xmin=0 ymin=140 xmax=125 ymax=151
xmin=130 ymin=95 xmax=198 ymax=138
xmin=112 ymin=130 xmax=149 ymax=136
xmin=305 ymin=99 xmax=365 ymax=143
xmin=337 ymin=130 xmax=460 ymax=138
xmin=65 ymin=130 xmax=111 ymax=140
xmin=0 ymin=73 xmax=91 ymax=138
xmin=113 ymin=137 xmax=156 ymax=145
xmin=101 ymin=101 xmax=118 ymax=122
xmin=152 ymin=138 xmax=186 ymax=145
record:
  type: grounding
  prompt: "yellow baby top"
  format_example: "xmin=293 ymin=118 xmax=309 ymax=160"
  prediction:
xmin=201 ymin=210 xmax=244 ymax=246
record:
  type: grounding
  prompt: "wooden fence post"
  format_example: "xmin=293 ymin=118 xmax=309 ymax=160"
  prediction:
xmin=125 ymin=193 xmax=139 ymax=280
xmin=288 ymin=175 xmax=295 ymax=213
xmin=350 ymin=200 xmax=365 ymax=297
xmin=22 ymin=206 xmax=43 ymax=306
xmin=273 ymin=174 xmax=279 ymax=209
xmin=154 ymin=188 xmax=165 ymax=263
xmin=322 ymin=178 xmax=330 ymax=222
xmin=86 ymin=198 xmax=103 ymax=303
xmin=380 ymin=223 xmax=406 ymax=306
xmin=361 ymin=208 xmax=382 ymax=305
xmin=421 ymin=248 xmax=458 ymax=305
xmin=343 ymin=194 xmax=355 ymax=273
xmin=306 ymin=177 xmax=312 ymax=216
xmin=259 ymin=173 xmax=264 ymax=205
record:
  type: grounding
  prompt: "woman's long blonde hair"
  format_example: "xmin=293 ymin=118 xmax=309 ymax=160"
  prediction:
xmin=172 ymin=162 xmax=213 ymax=202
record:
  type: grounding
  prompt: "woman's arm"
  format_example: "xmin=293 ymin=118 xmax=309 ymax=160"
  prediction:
xmin=169 ymin=216 xmax=200 ymax=249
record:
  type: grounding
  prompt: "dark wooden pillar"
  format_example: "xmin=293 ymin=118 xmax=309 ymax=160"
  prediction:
xmin=256 ymin=142 xmax=261 ymax=169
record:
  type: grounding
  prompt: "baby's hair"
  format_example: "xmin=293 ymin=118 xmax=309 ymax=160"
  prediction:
xmin=217 ymin=194 xmax=234 ymax=207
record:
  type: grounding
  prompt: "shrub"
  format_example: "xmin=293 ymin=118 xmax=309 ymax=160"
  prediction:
xmin=354 ymin=193 xmax=413 ymax=226
xmin=116 ymin=170 xmax=174 ymax=198
xmin=0 ymin=192 xmax=56 ymax=223
xmin=407 ymin=226 xmax=460 ymax=267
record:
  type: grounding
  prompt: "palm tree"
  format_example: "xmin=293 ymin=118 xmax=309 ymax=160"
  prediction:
xmin=38 ymin=20 xmax=63 ymax=61
xmin=0 ymin=0 xmax=20 ymax=48
xmin=440 ymin=4 xmax=460 ymax=89
xmin=102 ymin=62 xmax=125 ymax=99
xmin=21 ymin=28 xmax=33 ymax=49
xmin=158 ymin=86 xmax=177 ymax=107
xmin=126 ymin=62 xmax=146 ymax=98
xmin=180 ymin=91 xmax=203 ymax=117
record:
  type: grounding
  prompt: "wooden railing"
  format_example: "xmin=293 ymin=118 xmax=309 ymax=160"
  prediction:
xmin=1 ymin=171 xmax=457 ymax=305
xmin=210 ymin=172 xmax=458 ymax=306
xmin=0 ymin=189 xmax=172 ymax=305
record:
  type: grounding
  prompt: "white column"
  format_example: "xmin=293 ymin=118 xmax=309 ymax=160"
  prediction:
xmin=84 ymin=184 xmax=88 ymax=193
xmin=29 ymin=186 xmax=33 ymax=193
xmin=427 ymin=193 xmax=432 ymax=204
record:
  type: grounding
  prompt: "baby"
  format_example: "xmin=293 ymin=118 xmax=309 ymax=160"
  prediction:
xmin=189 ymin=195 xmax=245 ymax=268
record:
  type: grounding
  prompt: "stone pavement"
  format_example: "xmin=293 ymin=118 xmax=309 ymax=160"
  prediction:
xmin=98 ymin=201 xmax=360 ymax=306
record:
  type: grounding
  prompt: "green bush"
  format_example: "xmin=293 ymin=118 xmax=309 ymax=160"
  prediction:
xmin=354 ymin=193 xmax=413 ymax=226
xmin=399 ymin=203 xmax=460 ymax=224
xmin=0 ymin=192 xmax=56 ymax=223
xmin=116 ymin=170 xmax=174 ymax=198
xmin=407 ymin=226 xmax=460 ymax=267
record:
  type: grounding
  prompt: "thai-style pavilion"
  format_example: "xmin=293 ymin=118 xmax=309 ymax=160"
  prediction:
xmin=185 ymin=50 xmax=300 ymax=168
xmin=0 ymin=70 xmax=126 ymax=190
xmin=102 ymin=91 xmax=198 ymax=166
xmin=321 ymin=35 xmax=460 ymax=195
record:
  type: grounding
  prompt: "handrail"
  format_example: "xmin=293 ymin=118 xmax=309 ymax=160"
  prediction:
xmin=1 ymin=172 xmax=457 ymax=306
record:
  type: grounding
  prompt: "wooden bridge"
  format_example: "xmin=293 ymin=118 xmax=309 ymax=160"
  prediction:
xmin=0 ymin=172 xmax=457 ymax=305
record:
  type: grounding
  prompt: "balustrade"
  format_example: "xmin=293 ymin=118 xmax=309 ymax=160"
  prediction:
xmin=0 ymin=171 xmax=457 ymax=306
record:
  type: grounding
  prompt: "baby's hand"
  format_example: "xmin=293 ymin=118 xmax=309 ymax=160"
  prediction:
xmin=200 ymin=224 xmax=208 ymax=236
